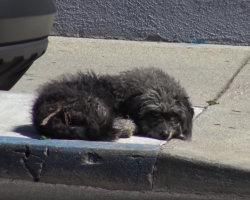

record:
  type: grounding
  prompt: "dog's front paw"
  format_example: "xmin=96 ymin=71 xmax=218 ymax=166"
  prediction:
xmin=112 ymin=118 xmax=137 ymax=138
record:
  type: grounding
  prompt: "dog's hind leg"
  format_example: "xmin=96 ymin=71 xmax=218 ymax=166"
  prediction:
xmin=32 ymin=91 xmax=121 ymax=141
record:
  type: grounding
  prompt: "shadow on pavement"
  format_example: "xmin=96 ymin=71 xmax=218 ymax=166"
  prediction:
xmin=12 ymin=124 xmax=40 ymax=139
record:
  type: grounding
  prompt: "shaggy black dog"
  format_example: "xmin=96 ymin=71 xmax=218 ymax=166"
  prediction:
xmin=32 ymin=67 xmax=194 ymax=141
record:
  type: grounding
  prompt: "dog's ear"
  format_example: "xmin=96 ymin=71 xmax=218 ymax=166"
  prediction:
xmin=190 ymin=106 xmax=194 ymax=119
xmin=119 ymin=92 xmax=144 ymax=118
xmin=175 ymin=99 xmax=194 ymax=141
xmin=138 ymin=89 xmax=162 ymax=111
xmin=186 ymin=106 xmax=194 ymax=141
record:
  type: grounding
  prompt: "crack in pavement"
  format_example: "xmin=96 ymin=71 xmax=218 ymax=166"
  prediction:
xmin=215 ymin=56 xmax=250 ymax=101
xmin=151 ymin=148 xmax=161 ymax=190
xmin=12 ymin=146 xmax=49 ymax=182
xmin=194 ymin=56 xmax=250 ymax=120
xmin=128 ymin=153 xmax=159 ymax=190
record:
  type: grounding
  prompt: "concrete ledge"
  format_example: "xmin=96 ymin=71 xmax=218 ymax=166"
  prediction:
xmin=51 ymin=0 xmax=250 ymax=45
xmin=0 ymin=136 xmax=158 ymax=190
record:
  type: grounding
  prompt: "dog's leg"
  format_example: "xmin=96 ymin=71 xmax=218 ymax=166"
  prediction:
xmin=107 ymin=118 xmax=137 ymax=139
xmin=32 ymin=90 xmax=121 ymax=141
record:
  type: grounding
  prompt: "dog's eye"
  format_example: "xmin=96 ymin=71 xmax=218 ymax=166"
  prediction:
xmin=170 ymin=116 xmax=179 ymax=122
xmin=150 ymin=111 xmax=161 ymax=118
xmin=164 ymin=113 xmax=179 ymax=121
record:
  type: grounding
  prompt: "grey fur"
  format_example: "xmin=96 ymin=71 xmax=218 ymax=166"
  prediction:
xmin=32 ymin=67 xmax=194 ymax=141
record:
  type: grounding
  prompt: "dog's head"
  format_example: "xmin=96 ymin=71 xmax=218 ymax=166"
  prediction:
xmin=128 ymin=88 xmax=194 ymax=141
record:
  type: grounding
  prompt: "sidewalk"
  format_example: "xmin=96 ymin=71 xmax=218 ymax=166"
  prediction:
xmin=2 ymin=37 xmax=250 ymax=199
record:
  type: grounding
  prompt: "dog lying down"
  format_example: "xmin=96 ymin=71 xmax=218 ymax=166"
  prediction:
xmin=32 ymin=67 xmax=194 ymax=142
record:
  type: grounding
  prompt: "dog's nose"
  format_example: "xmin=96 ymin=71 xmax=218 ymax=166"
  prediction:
xmin=162 ymin=130 xmax=175 ymax=141
xmin=161 ymin=131 xmax=169 ymax=139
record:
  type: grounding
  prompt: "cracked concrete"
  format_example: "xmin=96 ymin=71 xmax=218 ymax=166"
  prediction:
xmin=20 ymin=154 xmax=44 ymax=182
xmin=12 ymin=145 xmax=49 ymax=182
xmin=0 ymin=137 xmax=159 ymax=190
xmin=193 ymin=55 xmax=250 ymax=120
xmin=80 ymin=152 xmax=104 ymax=165
xmin=214 ymin=56 xmax=250 ymax=101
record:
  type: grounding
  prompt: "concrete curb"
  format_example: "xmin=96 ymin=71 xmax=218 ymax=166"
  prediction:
xmin=1 ymin=135 xmax=249 ymax=197
xmin=51 ymin=0 xmax=250 ymax=45
xmin=0 ymin=136 xmax=158 ymax=191
xmin=153 ymin=151 xmax=250 ymax=195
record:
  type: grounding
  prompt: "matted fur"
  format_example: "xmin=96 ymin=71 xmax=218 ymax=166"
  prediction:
xmin=32 ymin=67 xmax=194 ymax=141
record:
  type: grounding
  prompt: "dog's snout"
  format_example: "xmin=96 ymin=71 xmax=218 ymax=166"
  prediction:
xmin=163 ymin=130 xmax=169 ymax=136
xmin=161 ymin=130 xmax=169 ymax=139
